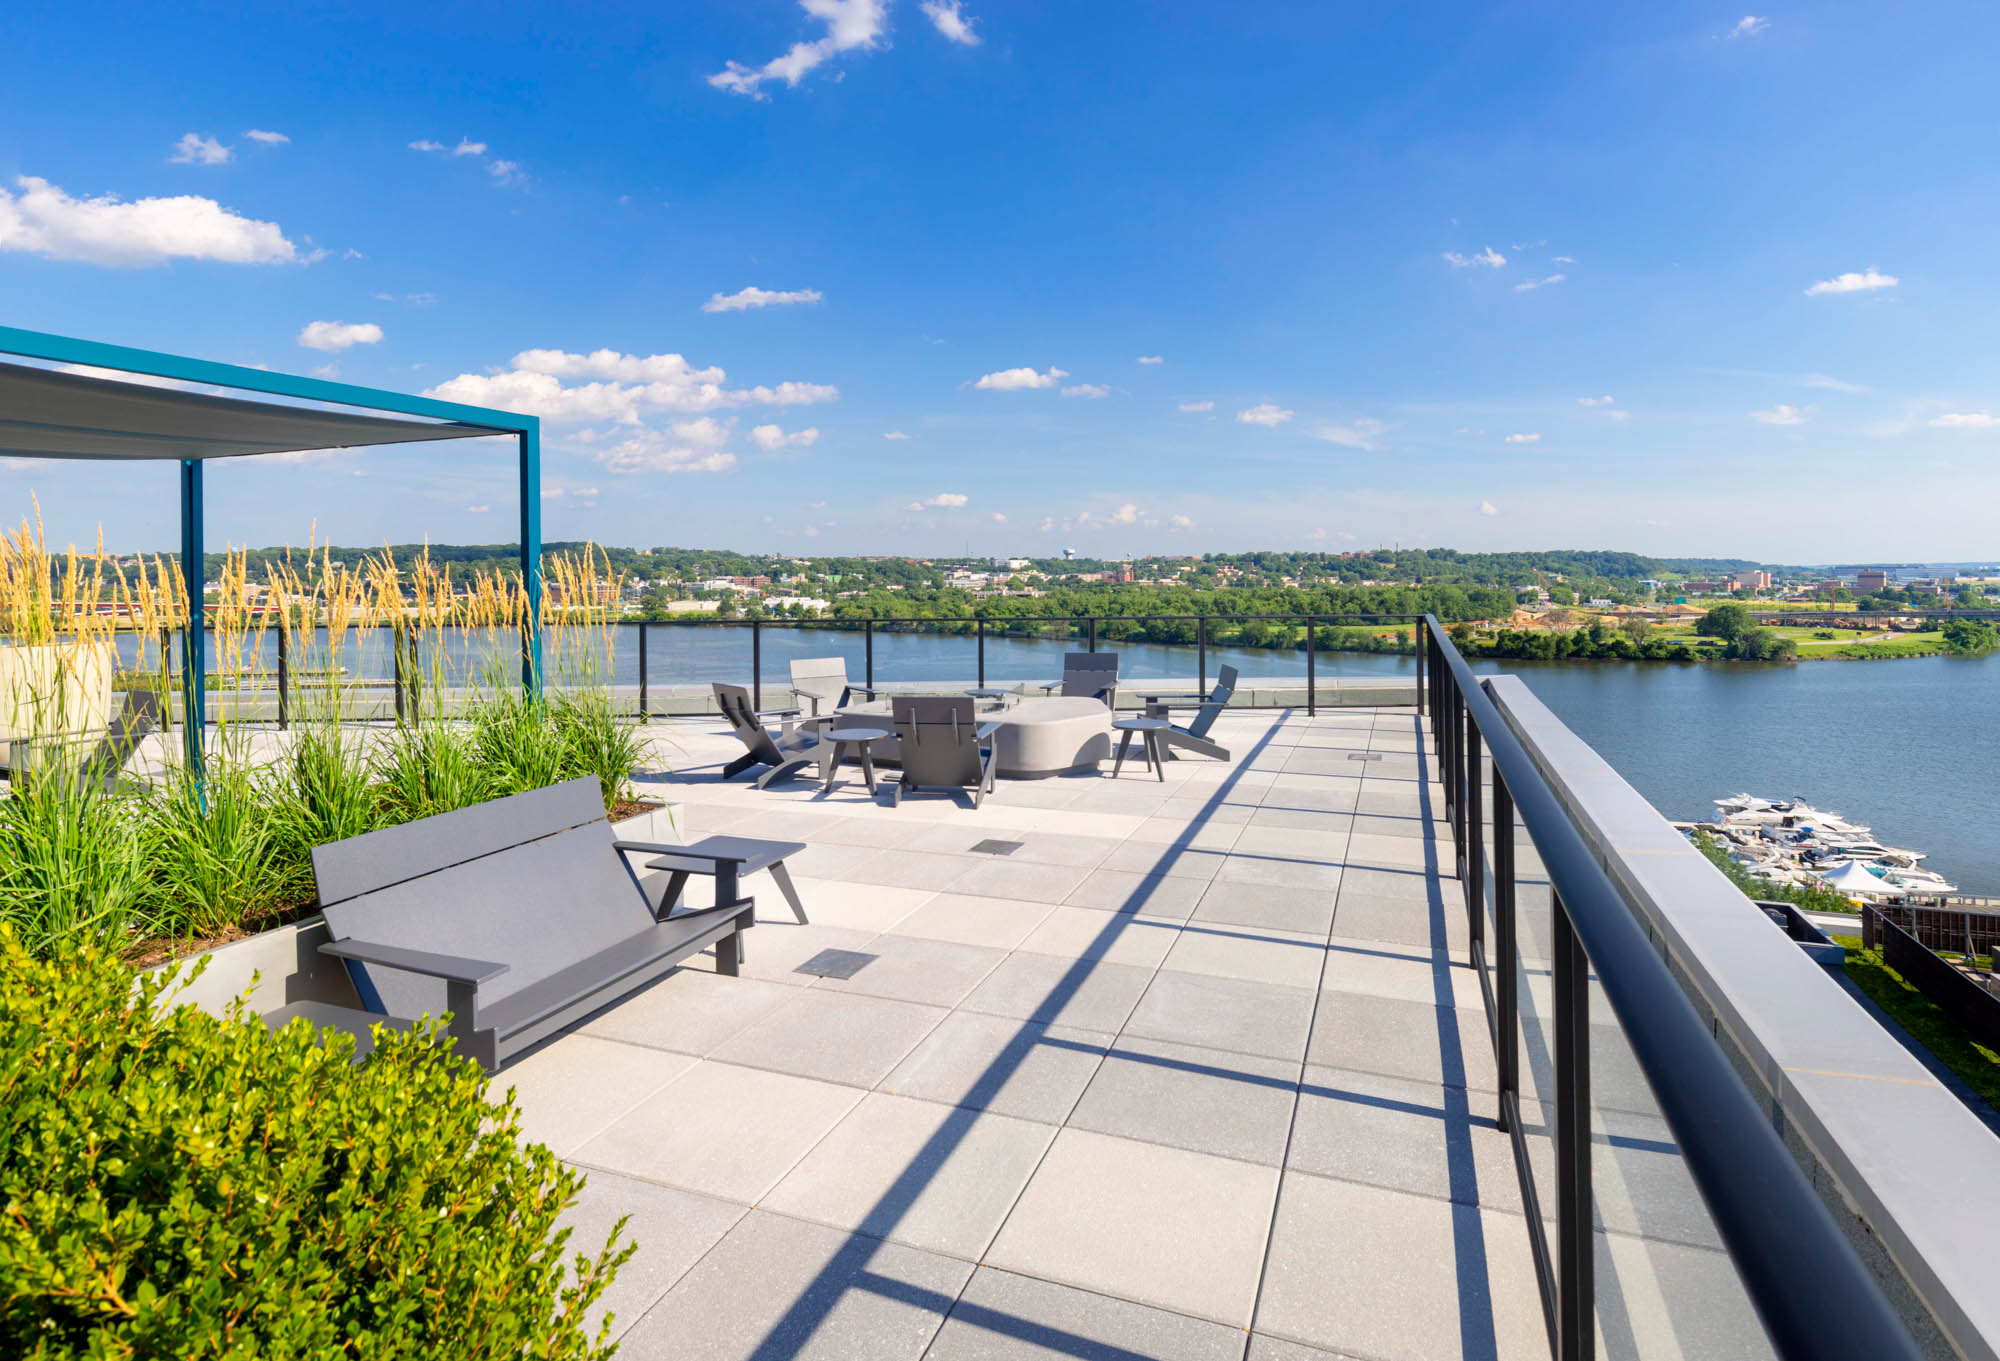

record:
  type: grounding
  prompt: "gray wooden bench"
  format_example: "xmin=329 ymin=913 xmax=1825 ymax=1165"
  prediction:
xmin=268 ymin=776 xmax=755 ymax=1072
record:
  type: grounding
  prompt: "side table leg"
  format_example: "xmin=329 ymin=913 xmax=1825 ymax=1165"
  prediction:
xmin=1113 ymin=729 xmax=1132 ymax=778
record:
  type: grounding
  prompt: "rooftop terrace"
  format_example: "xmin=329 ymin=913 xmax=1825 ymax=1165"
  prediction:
xmin=486 ymin=704 xmax=1752 ymax=1360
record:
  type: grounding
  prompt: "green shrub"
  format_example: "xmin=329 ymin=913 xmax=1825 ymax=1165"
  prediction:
xmin=378 ymin=720 xmax=495 ymax=822
xmin=0 ymin=926 xmax=630 ymax=1358
xmin=551 ymin=691 xmax=644 ymax=810
xmin=138 ymin=756 xmax=282 ymax=940
xmin=0 ymin=761 xmax=147 ymax=956
xmin=470 ymin=691 xmax=571 ymax=798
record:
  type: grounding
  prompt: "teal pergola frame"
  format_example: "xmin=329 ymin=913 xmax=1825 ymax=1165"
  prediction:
xmin=0 ymin=325 xmax=543 ymax=774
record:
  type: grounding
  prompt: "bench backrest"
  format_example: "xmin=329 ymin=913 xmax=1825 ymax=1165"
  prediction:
xmin=1184 ymin=664 xmax=1239 ymax=740
xmin=892 ymin=695 xmax=984 ymax=787
xmin=1060 ymin=651 xmax=1119 ymax=703
xmin=314 ymin=776 xmax=648 ymax=1021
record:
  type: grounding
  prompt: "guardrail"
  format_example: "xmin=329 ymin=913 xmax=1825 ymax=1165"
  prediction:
xmin=1423 ymin=616 xmax=1921 ymax=1360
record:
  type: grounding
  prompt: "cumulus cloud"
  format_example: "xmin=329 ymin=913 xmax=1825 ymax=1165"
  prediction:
xmin=749 ymin=423 xmax=820 ymax=450
xmin=425 ymin=348 xmax=838 ymax=424
xmin=1503 ymin=432 xmax=1540 ymax=444
xmin=1929 ymin=412 xmax=1999 ymax=429
xmin=1805 ymin=268 xmax=1897 ymax=296
xmin=244 ymin=129 xmax=289 ymax=145
xmin=0 ymin=176 xmax=299 ymax=267
xmin=1312 ymin=418 xmax=1386 ymax=450
xmin=297 ymin=320 xmax=383 ymax=352
xmin=1178 ymin=400 xmax=1215 ymax=413
xmin=593 ymin=418 xmax=738 ymax=475
xmin=465 ymin=504 xmax=490 ymax=512
xmin=487 ymin=159 xmax=523 ymax=186
xmin=1136 ymin=355 xmax=1163 ymax=365
xmin=169 ymin=133 xmax=231 ymax=166
xmin=992 ymin=512 xmax=1007 ymax=523
xmin=1751 ymin=404 xmax=1806 ymax=425
xmin=1552 ymin=255 xmax=1575 ymax=264
xmin=1443 ymin=246 xmax=1506 ymax=269
xmin=1513 ymin=273 xmax=1565 ymax=291
xmin=907 ymin=492 xmax=969 ymax=510
xmin=975 ymin=365 xmax=1067 ymax=391
xmin=1061 ymin=383 xmax=1110 ymax=399
xmin=1237 ymin=403 xmax=1293 ymax=426
xmin=709 ymin=0 xmax=889 ymax=98
xmin=883 ymin=430 xmax=912 ymax=440
xmin=1170 ymin=513 xmax=1194 ymax=529
xmin=703 ymin=285 xmax=824 ymax=313
xmin=1480 ymin=500 xmax=1499 ymax=516
xmin=1577 ymin=395 xmax=1616 ymax=406
xmin=1727 ymin=15 xmax=1769 ymax=38
xmin=921 ymin=0 xmax=980 ymax=45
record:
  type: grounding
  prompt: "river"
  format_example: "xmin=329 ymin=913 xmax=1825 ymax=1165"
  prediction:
xmin=122 ymin=624 xmax=1999 ymax=894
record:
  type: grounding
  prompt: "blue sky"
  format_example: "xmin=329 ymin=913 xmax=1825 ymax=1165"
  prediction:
xmin=3 ymin=1 xmax=1997 ymax=562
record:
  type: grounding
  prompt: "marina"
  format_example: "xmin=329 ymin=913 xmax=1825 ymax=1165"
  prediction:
xmin=1682 ymin=794 xmax=1975 ymax=904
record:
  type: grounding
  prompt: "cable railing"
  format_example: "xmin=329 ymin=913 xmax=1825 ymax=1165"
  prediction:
xmin=1421 ymin=615 xmax=1921 ymax=1360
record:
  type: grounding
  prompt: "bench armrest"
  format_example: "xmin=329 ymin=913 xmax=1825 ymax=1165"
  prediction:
xmin=319 ymin=938 xmax=509 ymax=984
xmin=614 ymin=838 xmax=750 ymax=866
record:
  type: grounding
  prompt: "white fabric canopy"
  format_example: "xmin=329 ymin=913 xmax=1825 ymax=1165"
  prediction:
xmin=1820 ymin=861 xmax=1892 ymax=895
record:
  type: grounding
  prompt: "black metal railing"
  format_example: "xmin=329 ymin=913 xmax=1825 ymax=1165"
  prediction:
xmin=1422 ymin=616 xmax=1920 ymax=1361
xmin=631 ymin=613 xmax=1429 ymax=718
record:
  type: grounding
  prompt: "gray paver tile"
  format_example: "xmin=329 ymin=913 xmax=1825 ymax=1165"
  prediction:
xmin=926 ymin=1266 xmax=1246 ymax=1360
xmin=987 ymin=1128 xmax=1279 ymax=1328
xmin=1192 ymin=880 xmax=1338 ymax=935
xmin=558 ymin=1170 xmax=745 ymax=1343
xmin=1161 ymin=923 xmax=1328 ymax=990
xmin=949 ymin=859 xmax=1094 ymax=906
xmin=500 ymin=1035 xmax=696 ymax=1157
xmin=615 ymin=1209 xmax=971 ymax=1360
xmin=882 ymin=1011 xmax=1111 ymax=1123
xmin=1307 ymin=990 xmax=1498 ymax=1094
xmin=1329 ymin=891 xmax=1462 ymax=951
xmin=1124 ymin=970 xmax=1318 ymax=1062
xmin=1214 ymin=853 xmax=1345 ymax=892
xmin=1094 ymin=841 xmax=1229 ymax=881
xmin=1063 ymin=868 xmax=1209 ymax=917
xmin=1288 ymin=1064 xmax=1520 ymax=1212
xmin=848 ymin=849 xmax=983 ymax=891
xmin=960 ymin=952 xmax=1155 ymax=1032
xmin=763 ymin=1091 xmax=1057 ymax=1259
xmin=809 ymin=934 xmax=1007 ymax=1008
xmin=1068 ymin=1034 xmax=1299 ymax=1165
xmin=1015 ymin=905 xmax=1181 ymax=968
xmin=1247 ymin=1336 xmax=1367 ymax=1360
xmin=574 ymin=1060 xmax=862 ymax=1203
xmin=713 ymin=989 xmax=948 ymax=1087
xmin=784 ymin=877 xmax=939 ymax=934
xmin=580 ymin=968 xmax=802 ymax=1055
xmin=891 ymin=891 xmax=1059 ymax=950
xmin=738 ymin=923 xmax=885 ymax=982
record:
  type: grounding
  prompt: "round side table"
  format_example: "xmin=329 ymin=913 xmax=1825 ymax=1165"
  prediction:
xmin=822 ymin=726 xmax=890 ymax=793
xmin=1109 ymin=716 xmax=1169 ymax=782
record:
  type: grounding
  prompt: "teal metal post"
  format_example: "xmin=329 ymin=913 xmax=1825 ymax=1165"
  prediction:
xmin=518 ymin=426 xmax=543 ymax=697
xmin=178 ymin=458 xmax=205 ymax=772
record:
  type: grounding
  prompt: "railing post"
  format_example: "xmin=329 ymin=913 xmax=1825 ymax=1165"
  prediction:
xmin=1087 ymin=617 xmax=1097 ymax=652
xmin=866 ymin=617 xmax=875 ymax=689
xmin=1198 ymin=616 xmax=1207 ymax=694
xmin=1466 ymin=715 xmax=1484 ymax=945
xmin=752 ymin=619 xmax=762 ymax=712
xmin=1493 ymin=772 xmax=1518 ymax=1132
xmin=1553 ymin=892 xmax=1595 ymax=1361
xmin=1306 ymin=619 xmax=1316 ymax=715
xmin=276 ymin=618 xmax=290 ymax=731
xmin=392 ymin=619 xmax=406 ymax=725
xmin=1415 ymin=619 xmax=1427 ymax=715
xmin=978 ymin=617 xmax=986 ymax=687
xmin=637 ymin=621 xmax=649 ymax=723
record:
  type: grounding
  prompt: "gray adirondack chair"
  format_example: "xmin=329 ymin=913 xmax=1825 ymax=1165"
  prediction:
xmin=888 ymin=696 xmax=1000 ymax=808
xmin=1039 ymin=651 xmax=1119 ymax=708
xmin=274 ymin=776 xmax=756 ymax=1072
xmin=789 ymin=656 xmax=878 ymax=715
xmin=1141 ymin=664 xmax=1237 ymax=761
xmin=714 ymin=682 xmax=824 ymax=787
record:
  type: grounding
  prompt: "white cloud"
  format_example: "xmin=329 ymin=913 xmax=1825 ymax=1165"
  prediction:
xmin=1577 ymin=395 xmax=1615 ymax=406
xmin=1178 ymin=400 xmax=1214 ymax=413
xmin=1929 ymin=411 xmax=2000 ymax=429
xmin=1237 ymin=403 xmax=1293 ymax=427
xmin=991 ymin=512 xmax=1007 ymax=523
xmin=1312 ymin=417 xmax=1386 ymax=450
xmin=975 ymin=365 xmax=1067 ymax=391
xmin=749 ymin=423 xmax=820 ymax=450
xmin=1805 ymin=268 xmax=1897 ymax=296
xmin=453 ymin=139 xmax=487 ymax=157
xmin=426 ymin=348 xmax=838 ymax=423
xmin=1751 ymin=403 xmax=1806 ymax=425
xmin=169 ymin=133 xmax=231 ymax=166
xmin=703 ymin=285 xmax=824 ymax=313
xmin=709 ymin=0 xmax=890 ymax=98
xmin=1443 ymin=246 xmax=1506 ymax=269
xmin=1108 ymin=503 xmax=1139 ymax=524
xmin=1061 ymin=383 xmax=1110 ymax=399
xmin=1552 ymin=255 xmax=1575 ymax=264
xmin=921 ymin=0 xmax=981 ymax=45
xmin=918 ymin=492 xmax=969 ymax=508
xmin=408 ymin=140 xmax=446 ymax=152
xmin=1513 ymin=273 xmax=1565 ymax=291
xmin=1037 ymin=516 xmax=1055 ymax=532
xmin=1503 ymin=432 xmax=1540 ymax=444
xmin=1480 ymin=500 xmax=1499 ymax=516
xmin=244 ymin=129 xmax=289 ymax=145
xmin=1136 ymin=355 xmax=1164 ymax=365
xmin=593 ymin=426 xmax=738 ymax=475
xmin=0 ymin=176 xmax=299 ymax=267
xmin=487 ymin=159 xmax=523 ymax=186
xmin=1727 ymin=16 xmax=1769 ymax=38
xmin=1170 ymin=513 xmax=1194 ymax=529
xmin=1799 ymin=373 xmax=1863 ymax=392
xmin=297 ymin=320 xmax=383 ymax=352
xmin=465 ymin=504 xmax=490 ymax=512
xmin=883 ymin=430 xmax=911 ymax=440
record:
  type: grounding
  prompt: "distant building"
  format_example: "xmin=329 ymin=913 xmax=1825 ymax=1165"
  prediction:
xmin=1855 ymin=569 xmax=1890 ymax=594
xmin=665 ymin=599 xmax=719 ymax=614
xmin=1814 ymin=580 xmax=1840 ymax=599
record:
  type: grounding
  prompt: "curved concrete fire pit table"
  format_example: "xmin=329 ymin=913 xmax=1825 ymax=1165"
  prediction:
xmin=830 ymin=695 xmax=1113 ymax=779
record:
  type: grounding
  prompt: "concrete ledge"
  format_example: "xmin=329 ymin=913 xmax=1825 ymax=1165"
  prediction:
xmin=1487 ymin=673 xmax=2000 ymax=1361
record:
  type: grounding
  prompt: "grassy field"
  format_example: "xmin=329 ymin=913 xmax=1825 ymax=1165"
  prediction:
xmin=1831 ymin=934 xmax=2000 ymax=1109
xmin=1641 ymin=623 xmax=1945 ymax=659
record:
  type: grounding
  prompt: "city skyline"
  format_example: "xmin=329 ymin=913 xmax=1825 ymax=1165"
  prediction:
xmin=5 ymin=3 xmax=1999 ymax=559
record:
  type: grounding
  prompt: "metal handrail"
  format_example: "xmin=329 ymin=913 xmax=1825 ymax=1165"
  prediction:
xmin=1421 ymin=615 xmax=1920 ymax=1361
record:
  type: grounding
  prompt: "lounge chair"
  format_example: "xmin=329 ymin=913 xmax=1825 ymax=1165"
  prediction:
xmin=887 ymin=695 xmax=1000 ymax=809
xmin=714 ymin=682 xmax=825 ymax=787
xmin=1139 ymin=664 xmax=1237 ymax=762
xmin=1038 ymin=651 xmax=1119 ymax=709
xmin=789 ymin=656 xmax=879 ymax=716
xmin=271 ymin=775 xmax=756 ymax=1072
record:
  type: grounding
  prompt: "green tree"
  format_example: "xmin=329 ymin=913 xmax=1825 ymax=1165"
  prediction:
xmin=1730 ymin=627 xmax=1797 ymax=662
xmin=1619 ymin=615 xmax=1652 ymax=644
xmin=1942 ymin=618 xmax=2000 ymax=656
xmin=1695 ymin=602 xmax=1752 ymax=640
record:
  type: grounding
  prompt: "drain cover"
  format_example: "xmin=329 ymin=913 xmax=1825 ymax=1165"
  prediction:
xmin=970 ymin=839 xmax=1025 ymax=856
xmin=1347 ymin=752 xmax=1385 ymax=762
xmin=796 ymin=949 xmax=878 ymax=980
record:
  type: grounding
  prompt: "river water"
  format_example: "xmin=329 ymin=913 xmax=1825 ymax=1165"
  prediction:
xmin=126 ymin=624 xmax=1998 ymax=893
